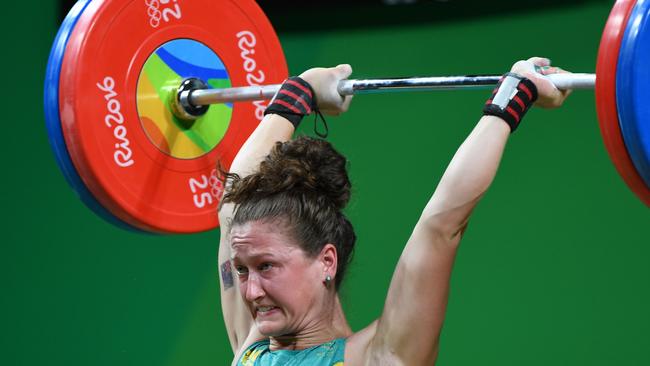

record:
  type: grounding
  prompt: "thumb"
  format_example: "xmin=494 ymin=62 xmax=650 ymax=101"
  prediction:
xmin=334 ymin=64 xmax=352 ymax=79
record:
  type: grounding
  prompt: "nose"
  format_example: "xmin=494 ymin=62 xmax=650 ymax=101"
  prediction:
xmin=244 ymin=273 xmax=265 ymax=302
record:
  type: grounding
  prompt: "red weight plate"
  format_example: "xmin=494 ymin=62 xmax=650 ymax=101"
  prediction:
xmin=59 ymin=0 xmax=288 ymax=233
xmin=595 ymin=0 xmax=650 ymax=206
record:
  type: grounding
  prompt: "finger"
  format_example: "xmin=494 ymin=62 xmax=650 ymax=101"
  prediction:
xmin=334 ymin=64 xmax=352 ymax=79
xmin=340 ymin=95 xmax=353 ymax=112
xmin=527 ymin=57 xmax=551 ymax=67
xmin=555 ymin=66 xmax=571 ymax=74
xmin=511 ymin=60 xmax=536 ymax=76
xmin=538 ymin=66 xmax=558 ymax=75
xmin=540 ymin=85 xmax=566 ymax=108
xmin=539 ymin=66 xmax=571 ymax=76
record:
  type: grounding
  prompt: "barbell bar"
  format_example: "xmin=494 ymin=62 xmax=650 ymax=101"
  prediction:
xmin=44 ymin=0 xmax=649 ymax=234
xmin=179 ymin=73 xmax=597 ymax=110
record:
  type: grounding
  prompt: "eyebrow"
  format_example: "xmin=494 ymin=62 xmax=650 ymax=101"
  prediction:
xmin=230 ymin=252 xmax=278 ymax=262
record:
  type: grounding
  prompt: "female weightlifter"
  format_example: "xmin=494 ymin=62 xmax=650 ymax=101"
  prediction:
xmin=218 ymin=57 xmax=571 ymax=365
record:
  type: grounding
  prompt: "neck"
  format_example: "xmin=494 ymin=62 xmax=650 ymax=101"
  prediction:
xmin=269 ymin=295 xmax=351 ymax=351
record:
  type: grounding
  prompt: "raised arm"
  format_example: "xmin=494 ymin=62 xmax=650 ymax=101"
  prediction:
xmin=366 ymin=57 xmax=570 ymax=364
xmin=217 ymin=65 xmax=353 ymax=354
xmin=217 ymin=113 xmax=294 ymax=353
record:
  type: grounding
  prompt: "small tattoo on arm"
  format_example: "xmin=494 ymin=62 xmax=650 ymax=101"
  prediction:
xmin=220 ymin=260 xmax=234 ymax=290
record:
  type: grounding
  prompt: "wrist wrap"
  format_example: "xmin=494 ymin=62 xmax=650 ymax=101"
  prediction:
xmin=483 ymin=72 xmax=538 ymax=132
xmin=264 ymin=76 xmax=316 ymax=129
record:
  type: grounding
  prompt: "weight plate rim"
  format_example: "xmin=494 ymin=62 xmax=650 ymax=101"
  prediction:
xmin=616 ymin=0 xmax=650 ymax=188
xmin=44 ymin=0 xmax=144 ymax=231
xmin=595 ymin=0 xmax=650 ymax=206
xmin=58 ymin=0 xmax=163 ymax=232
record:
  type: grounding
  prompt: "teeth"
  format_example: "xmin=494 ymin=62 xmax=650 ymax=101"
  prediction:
xmin=257 ymin=306 xmax=275 ymax=312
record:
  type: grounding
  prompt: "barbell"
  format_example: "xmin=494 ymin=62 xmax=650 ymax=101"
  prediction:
xmin=44 ymin=0 xmax=649 ymax=233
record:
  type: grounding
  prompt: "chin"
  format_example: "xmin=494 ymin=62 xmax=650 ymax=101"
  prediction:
xmin=256 ymin=320 xmax=289 ymax=337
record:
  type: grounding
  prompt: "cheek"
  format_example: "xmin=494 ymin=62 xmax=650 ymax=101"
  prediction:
xmin=270 ymin=266 xmax=318 ymax=302
xmin=286 ymin=264 xmax=321 ymax=298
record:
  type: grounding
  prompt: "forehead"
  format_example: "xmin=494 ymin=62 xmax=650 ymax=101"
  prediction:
xmin=229 ymin=220 xmax=298 ymax=259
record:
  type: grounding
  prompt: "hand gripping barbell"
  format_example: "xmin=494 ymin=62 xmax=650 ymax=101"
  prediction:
xmin=44 ymin=0 xmax=649 ymax=233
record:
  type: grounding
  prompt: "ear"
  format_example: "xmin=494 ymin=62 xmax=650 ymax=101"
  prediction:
xmin=318 ymin=243 xmax=338 ymax=280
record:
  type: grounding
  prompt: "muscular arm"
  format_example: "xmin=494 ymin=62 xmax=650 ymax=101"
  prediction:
xmin=218 ymin=114 xmax=294 ymax=352
xmin=368 ymin=57 xmax=569 ymax=365
xmin=369 ymin=116 xmax=510 ymax=364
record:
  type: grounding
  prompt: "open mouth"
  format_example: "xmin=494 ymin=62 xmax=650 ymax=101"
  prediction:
xmin=256 ymin=306 xmax=279 ymax=317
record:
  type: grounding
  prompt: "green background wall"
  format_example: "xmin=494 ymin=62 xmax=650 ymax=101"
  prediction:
xmin=2 ymin=1 xmax=648 ymax=365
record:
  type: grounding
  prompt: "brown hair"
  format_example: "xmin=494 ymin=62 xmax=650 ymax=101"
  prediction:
xmin=222 ymin=136 xmax=355 ymax=289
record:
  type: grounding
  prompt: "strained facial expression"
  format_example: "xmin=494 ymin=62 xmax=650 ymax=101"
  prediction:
xmin=230 ymin=220 xmax=325 ymax=336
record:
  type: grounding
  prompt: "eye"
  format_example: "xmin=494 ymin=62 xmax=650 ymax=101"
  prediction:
xmin=234 ymin=265 xmax=248 ymax=275
xmin=258 ymin=263 xmax=273 ymax=271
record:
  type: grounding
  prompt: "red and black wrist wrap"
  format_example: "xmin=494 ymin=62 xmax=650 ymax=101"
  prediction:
xmin=483 ymin=72 xmax=538 ymax=132
xmin=264 ymin=76 xmax=316 ymax=129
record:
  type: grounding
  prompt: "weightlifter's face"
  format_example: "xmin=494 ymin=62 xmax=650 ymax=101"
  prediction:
xmin=230 ymin=220 xmax=325 ymax=337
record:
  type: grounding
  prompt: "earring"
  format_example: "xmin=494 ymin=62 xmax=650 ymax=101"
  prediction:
xmin=325 ymin=275 xmax=332 ymax=284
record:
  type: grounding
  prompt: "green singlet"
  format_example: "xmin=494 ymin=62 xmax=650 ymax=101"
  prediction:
xmin=237 ymin=338 xmax=345 ymax=366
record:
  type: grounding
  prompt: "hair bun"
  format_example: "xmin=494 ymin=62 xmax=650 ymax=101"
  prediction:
xmin=256 ymin=136 xmax=351 ymax=210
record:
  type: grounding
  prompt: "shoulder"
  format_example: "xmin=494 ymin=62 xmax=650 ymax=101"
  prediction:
xmin=343 ymin=320 xmax=377 ymax=366
xmin=344 ymin=320 xmax=408 ymax=366
xmin=231 ymin=328 xmax=268 ymax=366
xmin=236 ymin=340 xmax=269 ymax=365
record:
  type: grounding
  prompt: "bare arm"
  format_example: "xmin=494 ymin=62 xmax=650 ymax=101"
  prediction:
xmin=217 ymin=65 xmax=353 ymax=354
xmin=367 ymin=57 xmax=570 ymax=365
xmin=218 ymin=114 xmax=295 ymax=352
